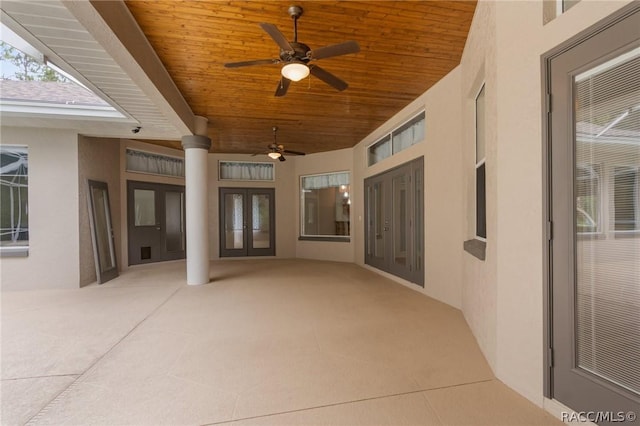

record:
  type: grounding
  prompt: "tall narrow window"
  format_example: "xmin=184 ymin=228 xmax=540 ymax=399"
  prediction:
xmin=475 ymin=84 xmax=487 ymax=239
xmin=0 ymin=145 xmax=28 ymax=256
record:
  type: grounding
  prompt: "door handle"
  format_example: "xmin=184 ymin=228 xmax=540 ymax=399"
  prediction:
xmin=156 ymin=227 xmax=161 ymax=230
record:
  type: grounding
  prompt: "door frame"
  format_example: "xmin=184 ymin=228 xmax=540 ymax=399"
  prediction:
xmin=364 ymin=157 xmax=424 ymax=286
xmin=219 ymin=187 xmax=276 ymax=257
xmin=542 ymin=1 xmax=640 ymax=403
xmin=127 ymin=180 xmax=186 ymax=265
xmin=87 ymin=179 xmax=119 ymax=284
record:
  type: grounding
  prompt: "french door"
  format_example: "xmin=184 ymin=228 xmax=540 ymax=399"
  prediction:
xmin=219 ymin=188 xmax=275 ymax=257
xmin=127 ymin=181 xmax=185 ymax=265
xmin=547 ymin=5 xmax=639 ymax=422
xmin=364 ymin=157 xmax=424 ymax=286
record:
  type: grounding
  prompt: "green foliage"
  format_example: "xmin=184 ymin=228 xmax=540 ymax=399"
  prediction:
xmin=0 ymin=41 xmax=68 ymax=82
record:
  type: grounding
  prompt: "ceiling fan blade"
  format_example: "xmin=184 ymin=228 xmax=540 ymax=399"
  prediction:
xmin=278 ymin=155 xmax=286 ymax=162
xmin=309 ymin=65 xmax=348 ymax=91
xmin=275 ymin=77 xmax=291 ymax=97
xmin=259 ymin=22 xmax=294 ymax=53
xmin=308 ymin=40 xmax=360 ymax=60
xmin=283 ymin=149 xmax=306 ymax=156
xmin=224 ymin=58 xmax=279 ymax=68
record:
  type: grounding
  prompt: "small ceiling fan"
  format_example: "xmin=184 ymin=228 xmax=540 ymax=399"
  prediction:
xmin=253 ymin=127 xmax=305 ymax=162
xmin=224 ymin=5 xmax=360 ymax=97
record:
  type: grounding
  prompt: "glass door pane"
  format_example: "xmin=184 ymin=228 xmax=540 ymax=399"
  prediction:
xmin=91 ymin=186 xmax=115 ymax=271
xmin=165 ymin=191 xmax=184 ymax=252
xmin=224 ymin=193 xmax=244 ymax=250
xmin=574 ymin=49 xmax=640 ymax=395
xmin=392 ymin=173 xmax=408 ymax=267
xmin=134 ymin=189 xmax=156 ymax=226
xmin=251 ymin=194 xmax=271 ymax=249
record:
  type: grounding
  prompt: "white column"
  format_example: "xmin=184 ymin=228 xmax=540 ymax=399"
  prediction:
xmin=181 ymin=132 xmax=211 ymax=285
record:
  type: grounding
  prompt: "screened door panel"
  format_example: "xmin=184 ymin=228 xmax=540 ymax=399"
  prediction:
xmin=548 ymin=5 xmax=640 ymax=420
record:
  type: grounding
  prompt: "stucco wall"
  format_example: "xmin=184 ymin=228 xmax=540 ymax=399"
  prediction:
xmin=78 ymin=136 xmax=121 ymax=286
xmin=459 ymin=0 xmax=499 ymax=374
xmin=491 ymin=0 xmax=635 ymax=406
xmin=1 ymin=127 xmax=80 ymax=290
xmin=352 ymin=67 xmax=465 ymax=310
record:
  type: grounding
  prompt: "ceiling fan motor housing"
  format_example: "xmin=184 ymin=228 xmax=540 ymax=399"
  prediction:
xmin=280 ymin=42 xmax=311 ymax=63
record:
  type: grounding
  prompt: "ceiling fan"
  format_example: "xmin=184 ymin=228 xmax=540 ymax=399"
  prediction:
xmin=224 ymin=5 xmax=360 ymax=97
xmin=253 ymin=127 xmax=306 ymax=162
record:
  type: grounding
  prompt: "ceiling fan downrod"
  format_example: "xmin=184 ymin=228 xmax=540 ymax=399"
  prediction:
xmin=288 ymin=5 xmax=303 ymax=43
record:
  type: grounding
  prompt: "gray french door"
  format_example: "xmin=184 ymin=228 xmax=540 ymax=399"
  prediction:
xmin=547 ymin=5 xmax=640 ymax=422
xmin=364 ymin=157 xmax=423 ymax=286
xmin=127 ymin=181 xmax=185 ymax=265
xmin=219 ymin=188 xmax=275 ymax=257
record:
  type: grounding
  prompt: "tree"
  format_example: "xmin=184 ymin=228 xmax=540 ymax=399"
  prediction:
xmin=1 ymin=41 xmax=68 ymax=82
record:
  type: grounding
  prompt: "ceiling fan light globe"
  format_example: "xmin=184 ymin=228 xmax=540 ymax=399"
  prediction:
xmin=268 ymin=152 xmax=282 ymax=159
xmin=281 ymin=63 xmax=309 ymax=82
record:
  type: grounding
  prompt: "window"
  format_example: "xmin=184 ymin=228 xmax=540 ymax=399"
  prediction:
xmin=613 ymin=166 xmax=640 ymax=231
xmin=300 ymin=172 xmax=350 ymax=239
xmin=1 ymin=145 xmax=28 ymax=256
xmin=218 ymin=161 xmax=274 ymax=181
xmin=368 ymin=111 xmax=425 ymax=166
xmin=126 ymin=148 xmax=184 ymax=178
xmin=475 ymin=84 xmax=486 ymax=239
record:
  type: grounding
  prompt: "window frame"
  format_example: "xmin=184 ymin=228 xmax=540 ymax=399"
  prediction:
xmin=475 ymin=83 xmax=487 ymax=241
xmin=218 ymin=160 xmax=275 ymax=182
xmin=0 ymin=145 xmax=29 ymax=257
xmin=367 ymin=110 xmax=425 ymax=166
xmin=299 ymin=170 xmax=351 ymax=242
xmin=612 ymin=165 xmax=640 ymax=234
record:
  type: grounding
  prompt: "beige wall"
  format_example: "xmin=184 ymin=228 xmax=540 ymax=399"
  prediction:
xmin=0 ymin=127 xmax=80 ymax=290
xmin=352 ymin=68 xmax=465 ymax=310
xmin=459 ymin=0 xmax=499 ymax=374
xmin=491 ymin=0 xmax=634 ymax=406
xmin=78 ymin=136 xmax=121 ymax=286
xmin=349 ymin=0 xmax=634 ymax=409
xmin=295 ymin=149 xmax=355 ymax=263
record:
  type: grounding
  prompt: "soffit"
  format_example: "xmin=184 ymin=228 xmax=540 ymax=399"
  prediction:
xmin=0 ymin=0 xmax=188 ymax=139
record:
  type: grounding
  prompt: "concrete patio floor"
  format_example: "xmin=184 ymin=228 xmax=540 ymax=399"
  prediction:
xmin=1 ymin=259 xmax=561 ymax=425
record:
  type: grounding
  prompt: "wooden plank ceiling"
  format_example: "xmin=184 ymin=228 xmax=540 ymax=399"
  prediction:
xmin=124 ymin=1 xmax=476 ymax=154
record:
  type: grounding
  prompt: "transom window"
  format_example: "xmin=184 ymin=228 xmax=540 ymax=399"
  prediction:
xmin=368 ymin=111 xmax=425 ymax=166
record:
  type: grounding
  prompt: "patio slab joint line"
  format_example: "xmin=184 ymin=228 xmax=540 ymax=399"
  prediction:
xmin=23 ymin=285 xmax=184 ymax=426
xmin=203 ymin=378 xmax=495 ymax=426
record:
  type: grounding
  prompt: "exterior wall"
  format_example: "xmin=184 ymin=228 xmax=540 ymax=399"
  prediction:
xmin=78 ymin=136 xmax=121 ymax=286
xmin=352 ymin=67 xmax=465 ymax=310
xmin=459 ymin=0 xmax=499 ymax=374
xmin=295 ymin=149 xmax=355 ymax=263
xmin=350 ymin=0 xmax=634 ymax=409
xmin=491 ymin=0 xmax=634 ymax=406
xmin=208 ymin=153 xmax=296 ymax=260
xmin=119 ymin=139 xmax=185 ymax=269
xmin=0 ymin=127 xmax=80 ymax=290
